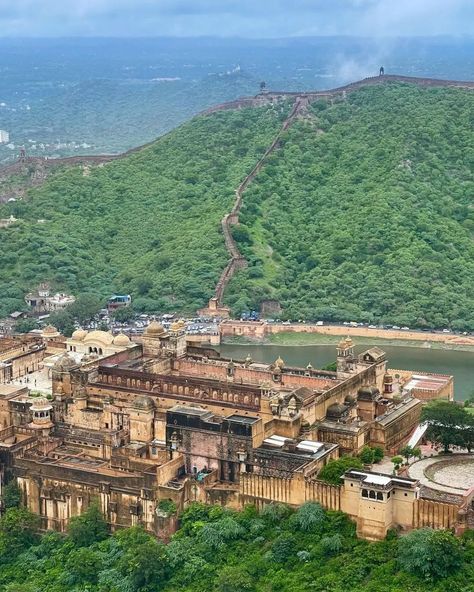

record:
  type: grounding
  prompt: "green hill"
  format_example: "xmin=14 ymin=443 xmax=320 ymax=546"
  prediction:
xmin=0 ymin=103 xmax=289 ymax=316
xmin=226 ymin=84 xmax=474 ymax=329
xmin=1 ymin=83 xmax=473 ymax=329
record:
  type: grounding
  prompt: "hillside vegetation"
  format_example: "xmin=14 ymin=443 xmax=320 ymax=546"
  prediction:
xmin=0 ymin=104 xmax=288 ymax=316
xmin=227 ymin=84 xmax=474 ymax=329
xmin=0 ymin=500 xmax=472 ymax=592
xmin=1 ymin=83 xmax=473 ymax=328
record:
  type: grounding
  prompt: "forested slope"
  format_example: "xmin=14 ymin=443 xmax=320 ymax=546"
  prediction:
xmin=226 ymin=84 xmax=474 ymax=329
xmin=1 ymin=83 xmax=473 ymax=328
xmin=0 ymin=501 xmax=472 ymax=592
xmin=0 ymin=104 xmax=288 ymax=316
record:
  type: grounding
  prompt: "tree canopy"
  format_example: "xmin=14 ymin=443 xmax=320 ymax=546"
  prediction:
xmin=0 ymin=502 xmax=472 ymax=591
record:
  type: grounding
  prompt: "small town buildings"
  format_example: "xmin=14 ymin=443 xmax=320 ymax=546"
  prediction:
xmin=0 ymin=130 xmax=9 ymax=144
xmin=25 ymin=283 xmax=75 ymax=314
xmin=107 ymin=294 xmax=132 ymax=312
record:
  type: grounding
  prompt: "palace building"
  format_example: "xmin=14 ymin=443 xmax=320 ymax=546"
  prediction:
xmin=0 ymin=325 xmax=468 ymax=540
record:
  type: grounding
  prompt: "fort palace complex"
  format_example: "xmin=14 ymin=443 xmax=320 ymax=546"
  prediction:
xmin=0 ymin=322 xmax=469 ymax=541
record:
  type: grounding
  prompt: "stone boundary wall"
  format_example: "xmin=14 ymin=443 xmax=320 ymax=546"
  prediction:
xmin=220 ymin=320 xmax=474 ymax=346
xmin=413 ymin=498 xmax=459 ymax=529
xmin=201 ymin=74 xmax=474 ymax=116
xmin=240 ymin=472 xmax=340 ymax=511
xmin=212 ymin=97 xmax=305 ymax=305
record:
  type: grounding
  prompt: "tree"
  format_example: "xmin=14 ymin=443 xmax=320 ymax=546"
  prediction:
xmin=391 ymin=456 xmax=403 ymax=472
xmin=48 ymin=310 xmax=75 ymax=336
xmin=422 ymin=401 xmax=470 ymax=452
xmin=317 ymin=456 xmax=363 ymax=485
xmin=67 ymin=501 xmax=108 ymax=547
xmin=372 ymin=446 xmax=384 ymax=463
xmin=400 ymin=445 xmax=415 ymax=463
xmin=271 ymin=533 xmax=297 ymax=563
xmin=359 ymin=446 xmax=375 ymax=465
xmin=117 ymin=527 xmax=168 ymax=591
xmin=68 ymin=293 xmax=103 ymax=324
xmin=320 ymin=534 xmax=343 ymax=556
xmin=113 ymin=306 xmax=135 ymax=322
xmin=0 ymin=508 xmax=40 ymax=559
xmin=1 ymin=480 xmax=22 ymax=510
xmin=291 ymin=502 xmax=325 ymax=533
xmin=216 ymin=566 xmax=254 ymax=592
xmin=398 ymin=528 xmax=463 ymax=580
xmin=15 ymin=319 xmax=37 ymax=333
xmin=65 ymin=547 xmax=103 ymax=585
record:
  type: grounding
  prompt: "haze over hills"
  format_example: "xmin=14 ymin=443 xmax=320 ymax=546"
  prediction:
xmin=0 ymin=78 xmax=473 ymax=329
xmin=1 ymin=36 xmax=474 ymax=164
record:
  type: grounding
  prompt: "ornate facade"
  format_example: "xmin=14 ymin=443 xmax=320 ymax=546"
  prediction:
xmin=0 ymin=327 xmax=464 ymax=540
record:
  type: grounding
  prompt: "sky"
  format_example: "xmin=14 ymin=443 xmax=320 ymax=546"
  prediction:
xmin=0 ymin=0 xmax=473 ymax=38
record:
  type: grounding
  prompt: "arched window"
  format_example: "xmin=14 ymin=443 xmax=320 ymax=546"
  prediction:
xmin=369 ymin=490 xmax=376 ymax=500
xmin=362 ymin=489 xmax=368 ymax=498
xmin=377 ymin=492 xmax=383 ymax=501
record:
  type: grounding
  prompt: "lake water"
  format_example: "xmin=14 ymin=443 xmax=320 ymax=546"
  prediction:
xmin=219 ymin=343 xmax=474 ymax=402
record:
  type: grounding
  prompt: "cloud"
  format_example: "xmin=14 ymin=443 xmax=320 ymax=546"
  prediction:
xmin=0 ymin=0 xmax=472 ymax=37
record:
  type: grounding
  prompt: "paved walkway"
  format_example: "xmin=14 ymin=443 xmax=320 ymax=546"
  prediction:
xmin=10 ymin=366 xmax=52 ymax=395
xmin=408 ymin=454 xmax=474 ymax=494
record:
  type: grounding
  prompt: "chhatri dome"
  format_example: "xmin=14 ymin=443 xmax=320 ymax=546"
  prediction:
xmin=144 ymin=320 xmax=165 ymax=336
xmin=42 ymin=325 xmax=60 ymax=338
xmin=113 ymin=333 xmax=131 ymax=347
xmin=72 ymin=328 xmax=88 ymax=341
xmin=83 ymin=330 xmax=114 ymax=346
xmin=52 ymin=353 xmax=79 ymax=372
xmin=274 ymin=356 xmax=285 ymax=369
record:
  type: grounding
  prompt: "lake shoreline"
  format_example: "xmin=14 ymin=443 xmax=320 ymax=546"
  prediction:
xmin=222 ymin=332 xmax=474 ymax=353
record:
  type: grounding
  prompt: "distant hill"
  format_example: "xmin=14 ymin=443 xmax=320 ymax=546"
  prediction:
xmin=0 ymin=81 xmax=473 ymax=329
xmin=0 ymin=103 xmax=289 ymax=316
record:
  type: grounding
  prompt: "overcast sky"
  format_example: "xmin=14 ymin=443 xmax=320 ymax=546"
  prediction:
xmin=0 ymin=0 xmax=473 ymax=38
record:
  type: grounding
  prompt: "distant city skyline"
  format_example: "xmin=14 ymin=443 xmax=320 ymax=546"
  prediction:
xmin=0 ymin=0 xmax=473 ymax=38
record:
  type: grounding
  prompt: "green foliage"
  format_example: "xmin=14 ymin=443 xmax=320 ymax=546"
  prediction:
xmin=67 ymin=501 xmax=108 ymax=547
xmin=0 ymin=104 xmax=288 ymax=315
xmin=391 ymin=455 xmax=404 ymax=470
xmin=1 ymin=480 xmax=22 ymax=510
xmin=291 ymin=502 xmax=325 ymax=533
xmin=422 ymin=400 xmax=474 ymax=452
xmin=317 ymin=456 xmax=363 ymax=485
xmin=14 ymin=319 xmax=37 ymax=333
xmin=113 ymin=306 xmax=136 ymax=322
xmin=398 ymin=528 xmax=464 ymax=580
xmin=157 ymin=499 xmax=177 ymax=516
xmin=68 ymin=293 xmax=103 ymax=323
xmin=260 ymin=502 xmax=293 ymax=524
xmin=0 ymin=503 xmax=471 ymax=590
xmin=400 ymin=445 xmax=422 ymax=462
xmin=372 ymin=446 xmax=384 ymax=463
xmin=271 ymin=533 xmax=297 ymax=562
xmin=216 ymin=566 xmax=254 ymax=592
xmin=47 ymin=310 xmax=76 ymax=336
xmin=320 ymin=533 xmax=344 ymax=556
xmin=226 ymin=84 xmax=474 ymax=328
xmin=359 ymin=446 xmax=375 ymax=464
xmin=0 ymin=507 xmax=40 ymax=560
